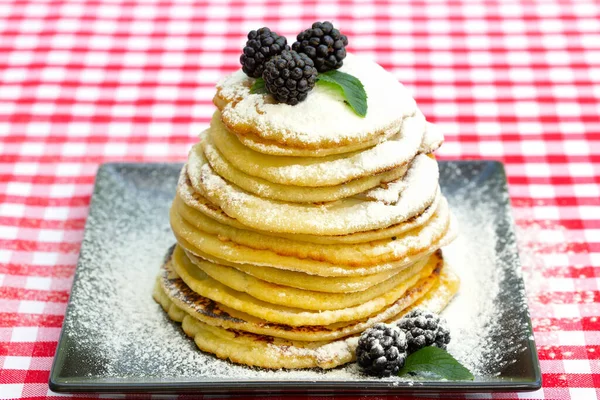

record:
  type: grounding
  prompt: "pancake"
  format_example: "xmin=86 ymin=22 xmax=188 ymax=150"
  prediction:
xmin=214 ymin=54 xmax=417 ymax=154
xmin=199 ymin=139 xmax=408 ymax=203
xmin=232 ymin=130 xmax=392 ymax=158
xmin=187 ymin=150 xmax=440 ymax=235
xmin=420 ymin=122 xmax=444 ymax=154
xmin=153 ymin=256 xmax=460 ymax=369
xmin=185 ymin=249 xmax=431 ymax=310
xmin=155 ymin=246 xmax=458 ymax=342
xmin=207 ymin=110 xmax=425 ymax=187
xmin=172 ymin=193 xmax=451 ymax=267
xmin=171 ymin=203 xmax=457 ymax=276
xmin=171 ymin=241 xmax=405 ymax=293
xmin=176 ymin=168 xmax=443 ymax=245
xmin=169 ymin=245 xmax=438 ymax=326
xmin=231 ymin=110 xmax=443 ymax=159
xmin=153 ymin=51 xmax=461 ymax=371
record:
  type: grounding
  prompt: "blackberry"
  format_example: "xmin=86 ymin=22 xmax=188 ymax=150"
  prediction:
xmin=356 ymin=323 xmax=408 ymax=377
xmin=240 ymin=27 xmax=289 ymax=78
xmin=397 ymin=309 xmax=451 ymax=354
xmin=292 ymin=21 xmax=348 ymax=72
xmin=262 ymin=50 xmax=318 ymax=105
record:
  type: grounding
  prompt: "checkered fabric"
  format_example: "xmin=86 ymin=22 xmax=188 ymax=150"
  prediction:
xmin=0 ymin=0 xmax=599 ymax=399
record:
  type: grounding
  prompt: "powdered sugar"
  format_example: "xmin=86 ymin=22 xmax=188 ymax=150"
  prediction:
xmin=420 ymin=122 xmax=445 ymax=154
xmin=440 ymin=162 xmax=533 ymax=377
xmin=207 ymin=109 xmax=425 ymax=187
xmin=61 ymin=164 xmax=213 ymax=379
xmin=216 ymin=53 xmax=416 ymax=147
xmin=189 ymin=151 xmax=440 ymax=235
xmin=363 ymin=178 xmax=408 ymax=204
xmin=274 ymin=336 xmax=359 ymax=366
xmin=55 ymin=161 xmax=535 ymax=386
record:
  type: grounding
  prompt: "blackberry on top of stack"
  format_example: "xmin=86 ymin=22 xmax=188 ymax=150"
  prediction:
xmin=153 ymin=21 xmax=460 ymax=370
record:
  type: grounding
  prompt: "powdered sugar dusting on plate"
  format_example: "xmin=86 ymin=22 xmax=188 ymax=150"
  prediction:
xmin=56 ymin=161 xmax=536 ymax=385
xmin=441 ymin=161 xmax=533 ymax=376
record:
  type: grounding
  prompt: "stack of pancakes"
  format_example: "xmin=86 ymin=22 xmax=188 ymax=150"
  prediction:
xmin=153 ymin=54 xmax=460 ymax=369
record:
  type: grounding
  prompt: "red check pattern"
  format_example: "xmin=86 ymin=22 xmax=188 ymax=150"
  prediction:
xmin=1 ymin=0 xmax=599 ymax=399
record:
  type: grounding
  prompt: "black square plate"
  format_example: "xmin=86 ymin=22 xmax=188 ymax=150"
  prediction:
xmin=49 ymin=161 xmax=541 ymax=395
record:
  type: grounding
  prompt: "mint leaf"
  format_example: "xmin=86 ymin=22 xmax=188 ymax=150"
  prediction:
xmin=398 ymin=347 xmax=474 ymax=381
xmin=317 ymin=71 xmax=367 ymax=117
xmin=250 ymin=77 xmax=267 ymax=94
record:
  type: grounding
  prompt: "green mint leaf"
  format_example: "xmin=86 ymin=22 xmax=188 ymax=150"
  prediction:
xmin=398 ymin=347 xmax=474 ymax=381
xmin=317 ymin=71 xmax=367 ymax=117
xmin=250 ymin=77 xmax=267 ymax=94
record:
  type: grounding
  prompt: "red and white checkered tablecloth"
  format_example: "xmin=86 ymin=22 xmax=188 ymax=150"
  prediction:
xmin=1 ymin=0 xmax=599 ymax=399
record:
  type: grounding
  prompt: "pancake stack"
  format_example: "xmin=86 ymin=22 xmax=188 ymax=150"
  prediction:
xmin=153 ymin=54 xmax=460 ymax=370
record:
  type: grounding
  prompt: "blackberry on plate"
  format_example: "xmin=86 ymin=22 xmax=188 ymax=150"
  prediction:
xmin=240 ymin=27 xmax=289 ymax=78
xmin=262 ymin=50 xmax=318 ymax=105
xmin=356 ymin=323 xmax=408 ymax=377
xmin=397 ymin=309 xmax=451 ymax=354
xmin=292 ymin=21 xmax=348 ymax=72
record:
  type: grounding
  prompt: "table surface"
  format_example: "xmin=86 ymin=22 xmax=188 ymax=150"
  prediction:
xmin=0 ymin=0 xmax=599 ymax=399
